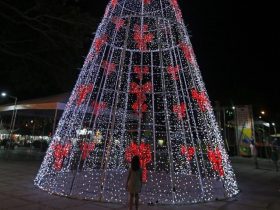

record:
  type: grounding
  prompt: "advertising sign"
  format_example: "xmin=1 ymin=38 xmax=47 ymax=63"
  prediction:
xmin=235 ymin=105 xmax=255 ymax=156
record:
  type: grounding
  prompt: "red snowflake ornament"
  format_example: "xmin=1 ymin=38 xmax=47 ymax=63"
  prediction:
xmin=173 ymin=103 xmax=187 ymax=119
xmin=77 ymin=84 xmax=94 ymax=106
xmin=191 ymin=89 xmax=209 ymax=112
xmin=52 ymin=143 xmax=72 ymax=171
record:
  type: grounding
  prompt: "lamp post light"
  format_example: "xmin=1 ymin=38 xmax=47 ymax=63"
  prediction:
xmin=272 ymin=123 xmax=277 ymax=135
xmin=1 ymin=92 xmax=18 ymax=141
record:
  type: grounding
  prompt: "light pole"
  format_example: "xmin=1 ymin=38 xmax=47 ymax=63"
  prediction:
xmin=221 ymin=106 xmax=235 ymax=154
xmin=260 ymin=110 xmax=266 ymax=142
xmin=1 ymin=92 xmax=18 ymax=141
xmin=272 ymin=123 xmax=277 ymax=135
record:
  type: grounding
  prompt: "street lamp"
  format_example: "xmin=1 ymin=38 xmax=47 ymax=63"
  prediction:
xmin=1 ymin=92 xmax=18 ymax=139
xmin=272 ymin=123 xmax=277 ymax=135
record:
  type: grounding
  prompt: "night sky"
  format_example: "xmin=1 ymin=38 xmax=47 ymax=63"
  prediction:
xmin=0 ymin=0 xmax=279 ymax=121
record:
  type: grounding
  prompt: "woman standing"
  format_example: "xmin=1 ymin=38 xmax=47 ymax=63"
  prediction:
xmin=126 ymin=155 xmax=142 ymax=210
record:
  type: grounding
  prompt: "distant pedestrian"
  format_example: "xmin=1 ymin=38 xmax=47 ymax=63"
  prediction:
xmin=250 ymin=142 xmax=259 ymax=169
xmin=126 ymin=155 xmax=142 ymax=210
xmin=271 ymin=147 xmax=279 ymax=171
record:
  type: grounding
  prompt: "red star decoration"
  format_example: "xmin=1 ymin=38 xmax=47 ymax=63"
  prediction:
xmin=77 ymin=84 xmax=94 ymax=106
xmin=191 ymin=89 xmax=209 ymax=112
xmin=173 ymin=103 xmax=187 ymax=119
xmin=167 ymin=65 xmax=180 ymax=80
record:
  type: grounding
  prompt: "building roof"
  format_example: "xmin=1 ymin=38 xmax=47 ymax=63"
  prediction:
xmin=0 ymin=93 xmax=70 ymax=112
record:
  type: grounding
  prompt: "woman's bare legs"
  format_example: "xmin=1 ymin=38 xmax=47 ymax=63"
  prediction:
xmin=135 ymin=193 xmax=139 ymax=210
xmin=129 ymin=193 xmax=134 ymax=210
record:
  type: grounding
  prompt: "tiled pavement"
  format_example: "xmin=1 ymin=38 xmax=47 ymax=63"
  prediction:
xmin=0 ymin=151 xmax=280 ymax=210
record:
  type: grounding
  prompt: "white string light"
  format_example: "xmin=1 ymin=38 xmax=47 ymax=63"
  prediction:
xmin=34 ymin=0 xmax=239 ymax=204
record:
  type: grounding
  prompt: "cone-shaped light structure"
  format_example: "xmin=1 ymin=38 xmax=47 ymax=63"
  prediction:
xmin=35 ymin=0 xmax=239 ymax=204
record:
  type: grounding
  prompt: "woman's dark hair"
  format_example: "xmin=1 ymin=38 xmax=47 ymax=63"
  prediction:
xmin=131 ymin=155 xmax=140 ymax=171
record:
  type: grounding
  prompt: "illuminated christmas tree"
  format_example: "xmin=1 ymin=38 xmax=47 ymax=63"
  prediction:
xmin=35 ymin=0 xmax=239 ymax=204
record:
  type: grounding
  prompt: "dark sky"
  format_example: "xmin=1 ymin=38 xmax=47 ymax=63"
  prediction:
xmin=0 ymin=0 xmax=279 ymax=121
xmin=78 ymin=0 xmax=280 ymax=119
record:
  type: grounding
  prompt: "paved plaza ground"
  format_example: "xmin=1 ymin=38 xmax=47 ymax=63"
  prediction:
xmin=0 ymin=149 xmax=280 ymax=210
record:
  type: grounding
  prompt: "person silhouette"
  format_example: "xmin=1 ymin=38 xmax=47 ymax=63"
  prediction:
xmin=126 ymin=155 xmax=142 ymax=210
xmin=250 ymin=141 xmax=259 ymax=169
